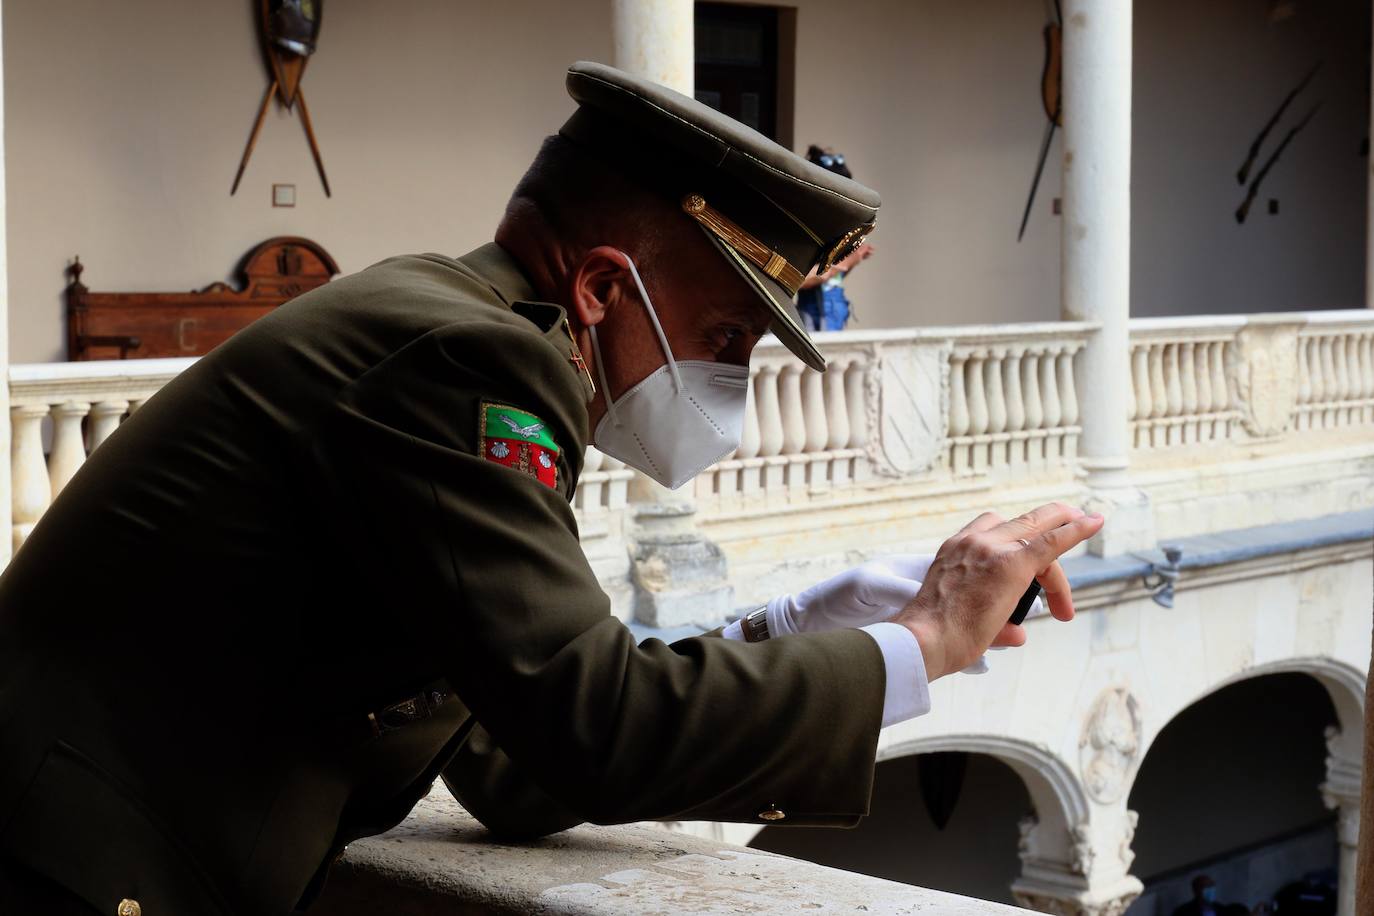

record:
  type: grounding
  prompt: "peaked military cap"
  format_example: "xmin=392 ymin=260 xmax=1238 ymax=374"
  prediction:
xmin=560 ymin=61 xmax=880 ymax=372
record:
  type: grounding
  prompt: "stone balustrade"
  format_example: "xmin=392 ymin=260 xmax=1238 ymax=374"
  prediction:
xmin=7 ymin=310 xmax=1372 ymax=562
xmin=1294 ymin=312 xmax=1374 ymax=432
xmin=8 ymin=357 xmax=195 ymax=552
xmin=691 ymin=323 xmax=1094 ymax=520
xmin=1127 ymin=317 xmax=1241 ymax=451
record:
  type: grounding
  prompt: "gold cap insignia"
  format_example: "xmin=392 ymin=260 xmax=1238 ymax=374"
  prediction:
xmin=117 ymin=900 xmax=142 ymax=916
xmin=818 ymin=223 xmax=875 ymax=275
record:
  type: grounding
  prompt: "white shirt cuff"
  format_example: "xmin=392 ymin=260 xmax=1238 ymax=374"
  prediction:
xmin=860 ymin=622 xmax=932 ymax=727
xmin=722 ymin=620 xmax=744 ymax=640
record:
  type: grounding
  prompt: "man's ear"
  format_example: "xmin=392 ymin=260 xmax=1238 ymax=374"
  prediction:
xmin=569 ymin=246 xmax=632 ymax=330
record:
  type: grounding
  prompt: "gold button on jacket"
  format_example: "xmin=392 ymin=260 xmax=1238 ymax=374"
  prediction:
xmin=117 ymin=900 xmax=141 ymax=916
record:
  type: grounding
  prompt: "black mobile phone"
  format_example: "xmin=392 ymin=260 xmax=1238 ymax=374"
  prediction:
xmin=1009 ymin=581 xmax=1042 ymax=625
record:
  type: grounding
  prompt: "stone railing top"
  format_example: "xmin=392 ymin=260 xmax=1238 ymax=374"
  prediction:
xmin=750 ymin=320 xmax=1100 ymax=353
xmin=9 ymin=356 xmax=198 ymax=405
xmin=311 ymin=789 xmax=1033 ymax=915
xmin=1128 ymin=308 xmax=1374 ymax=336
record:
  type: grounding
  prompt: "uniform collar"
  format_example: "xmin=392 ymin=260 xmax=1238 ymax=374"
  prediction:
xmin=457 ymin=242 xmax=597 ymax=404
xmin=459 ymin=242 xmax=539 ymax=307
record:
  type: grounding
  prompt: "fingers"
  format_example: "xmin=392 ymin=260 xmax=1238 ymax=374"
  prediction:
xmin=996 ymin=502 xmax=1084 ymax=542
xmin=1034 ymin=559 xmax=1075 ymax=621
xmin=989 ymin=622 xmax=1027 ymax=648
xmin=1030 ymin=513 xmax=1105 ymax=567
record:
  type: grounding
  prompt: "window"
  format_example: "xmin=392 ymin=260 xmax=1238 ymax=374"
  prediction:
xmin=694 ymin=3 xmax=794 ymax=146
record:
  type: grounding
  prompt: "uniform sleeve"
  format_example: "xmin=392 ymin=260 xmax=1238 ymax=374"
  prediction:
xmin=305 ymin=320 xmax=888 ymax=826
xmin=441 ymin=721 xmax=586 ymax=839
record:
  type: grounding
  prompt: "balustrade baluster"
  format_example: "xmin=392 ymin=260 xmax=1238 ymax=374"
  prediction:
xmin=1163 ymin=343 xmax=1183 ymax=446
xmin=967 ymin=350 xmax=990 ymax=473
xmin=756 ymin=364 xmax=787 ymax=493
xmin=1021 ymin=351 xmax=1044 ymax=468
xmin=579 ymin=446 xmax=606 ymax=514
xmin=801 ymin=368 xmax=830 ymax=492
xmin=845 ymin=358 xmax=871 ymax=482
xmin=738 ymin=369 xmax=762 ymax=497
xmin=603 ymin=454 xmax=629 ymax=511
xmin=1343 ymin=334 xmax=1360 ymax=424
xmin=1057 ymin=346 xmax=1080 ymax=463
xmin=88 ymin=399 xmax=129 ymax=451
xmin=11 ymin=405 xmax=52 ymax=552
xmin=825 ymin=357 xmax=852 ymax=488
xmin=1360 ymin=333 xmax=1374 ymax=423
xmin=48 ymin=401 xmax=91 ymax=496
xmin=948 ymin=352 xmax=971 ymax=474
xmin=1178 ymin=342 xmax=1197 ymax=445
xmin=1039 ymin=347 xmax=1061 ymax=464
xmin=1147 ymin=343 xmax=1168 ymax=449
xmin=985 ymin=349 xmax=1008 ymax=470
xmin=1319 ymin=336 xmax=1337 ymax=428
xmin=1131 ymin=345 xmax=1152 ymax=449
xmin=1295 ymin=336 xmax=1313 ymax=430
xmin=1004 ymin=350 xmax=1026 ymax=469
xmin=1210 ymin=341 xmax=1230 ymax=439
xmin=1194 ymin=340 xmax=1214 ymax=441
xmin=778 ymin=364 xmax=808 ymax=493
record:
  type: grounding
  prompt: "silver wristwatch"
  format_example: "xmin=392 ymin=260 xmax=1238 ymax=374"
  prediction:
xmin=740 ymin=604 xmax=770 ymax=642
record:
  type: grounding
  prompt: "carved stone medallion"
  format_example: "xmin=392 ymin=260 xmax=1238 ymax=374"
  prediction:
xmin=1229 ymin=322 xmax=1302 ymax=439
xmin=869 ymin=342 xmax=949 ymax=477
xmin=1079 ymin=687 xmax=1142 ymax=804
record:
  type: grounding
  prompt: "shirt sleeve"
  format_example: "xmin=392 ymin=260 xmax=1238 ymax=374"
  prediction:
xmin=304 ymin=318 xmax=890 ymax=827
xmin=723 ymin=620 xmax=931 ymax=728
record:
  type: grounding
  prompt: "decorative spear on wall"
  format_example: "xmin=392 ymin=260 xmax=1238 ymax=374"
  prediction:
xmin=231 ymin=0 xmax=330 ymax=197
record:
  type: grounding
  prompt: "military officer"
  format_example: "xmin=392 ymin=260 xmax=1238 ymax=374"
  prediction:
xmin=0 ymin=62 xmax=1101 ymax=914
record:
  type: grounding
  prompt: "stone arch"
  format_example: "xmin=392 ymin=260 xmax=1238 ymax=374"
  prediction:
xmin=1141 ymin=655 xmax=1366 ymax=774
xmin=880 ymin=733 xmax=1091 ymax=869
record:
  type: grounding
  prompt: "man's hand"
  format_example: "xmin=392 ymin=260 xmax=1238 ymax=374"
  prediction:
xmin=894 ymin=503 xmax=1103 ymax=681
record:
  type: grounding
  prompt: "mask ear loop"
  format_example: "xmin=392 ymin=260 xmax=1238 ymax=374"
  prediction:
xmin=587 ymin=325 xmax=620 ymax=427
xmin=622 ymin=255 xmax=684 ymax=393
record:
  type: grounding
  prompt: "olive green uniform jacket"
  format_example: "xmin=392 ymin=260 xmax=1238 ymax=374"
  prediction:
xmin=0 ymin=244 xmax=887 ymax=915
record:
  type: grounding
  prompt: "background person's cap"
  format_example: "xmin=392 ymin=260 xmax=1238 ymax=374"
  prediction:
xmin=560 ymin=61 xmax=881 ymax=373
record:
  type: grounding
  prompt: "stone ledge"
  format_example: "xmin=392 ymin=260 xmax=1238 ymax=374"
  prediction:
xmin=311 ymin=789 xmax=1032 ymax=915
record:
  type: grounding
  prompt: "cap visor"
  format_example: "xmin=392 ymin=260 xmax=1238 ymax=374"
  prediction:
xmin=694 ymin=226 xmax=826 ymax=372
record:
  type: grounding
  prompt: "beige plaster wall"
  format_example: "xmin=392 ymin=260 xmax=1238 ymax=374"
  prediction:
xmin=2 ymin=0 xmax=610 ymax=363
xmin=3 ymin=0 xmax=1366 ymax=363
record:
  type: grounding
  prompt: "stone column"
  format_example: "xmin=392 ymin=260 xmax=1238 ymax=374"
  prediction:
xmin=611 ymin=0 xmax=693 ymax=95
xmin=1323 ymin=723 xmax=1363 ymax=916
xmin=0 ymin=1 xmax=13 ymax=569
xmin=1059 ymin=0 xmax=1152 ymax=556
xmin=1367 ymin=1 xmax=1374 ymax=311
xmin=1012 ymin=806 xmax=1143 ymax=916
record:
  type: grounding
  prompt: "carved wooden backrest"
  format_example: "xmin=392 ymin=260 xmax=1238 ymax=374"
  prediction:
xmin=66 ymin=236 xmax=339 ymax=360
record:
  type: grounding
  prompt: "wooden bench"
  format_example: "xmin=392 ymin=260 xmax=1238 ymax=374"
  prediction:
xmin=66 ymin=236 xmax=338 ymax=360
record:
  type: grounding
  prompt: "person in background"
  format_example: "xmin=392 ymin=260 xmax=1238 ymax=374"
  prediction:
xmin=1172 ymin=875 xmax=1223 ymax=916
xmin=797 ymin=145 xmax=874 ymax=331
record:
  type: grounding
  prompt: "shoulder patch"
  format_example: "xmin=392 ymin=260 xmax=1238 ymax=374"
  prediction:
xmin=479 ymin=401 xmax=560 ymax=489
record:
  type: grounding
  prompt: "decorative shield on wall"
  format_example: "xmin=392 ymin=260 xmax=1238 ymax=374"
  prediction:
xmin=231 ymin=0 xmax=330 ymax=196
xmin=264 ymin=0 xmax=322 ymax=107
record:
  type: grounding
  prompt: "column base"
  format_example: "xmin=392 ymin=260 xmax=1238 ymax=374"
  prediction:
xmin=629 ymin=502 xmax=734 ymax=629
xmin=1012 ymin=874 xmax=1143 ymax=916
xmin=1082 ymin=484 xmax=1154 ymax=557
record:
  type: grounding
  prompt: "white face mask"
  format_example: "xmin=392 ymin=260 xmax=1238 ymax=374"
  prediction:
xmin=587 ymin=254 xmax=750 ymax=490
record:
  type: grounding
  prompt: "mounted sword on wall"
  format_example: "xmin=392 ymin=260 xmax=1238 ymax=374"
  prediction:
xmin=1016 ymin=0 xmax=1063 ymax=242
xmin=231 ymin=0 xmax=330 ymax=197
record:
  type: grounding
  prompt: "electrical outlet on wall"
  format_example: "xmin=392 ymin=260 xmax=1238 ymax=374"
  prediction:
xmin=272 ymin=184 xmax=296 ymax=208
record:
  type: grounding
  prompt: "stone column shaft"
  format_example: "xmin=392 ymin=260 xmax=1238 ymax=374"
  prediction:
xmin=0 ymin=1 xmax=13 ymax=569
xmin=1060 ymin=0 xmax=1151 ymax=555
xmin=611 ymin=0 xmax=693 ymax=96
